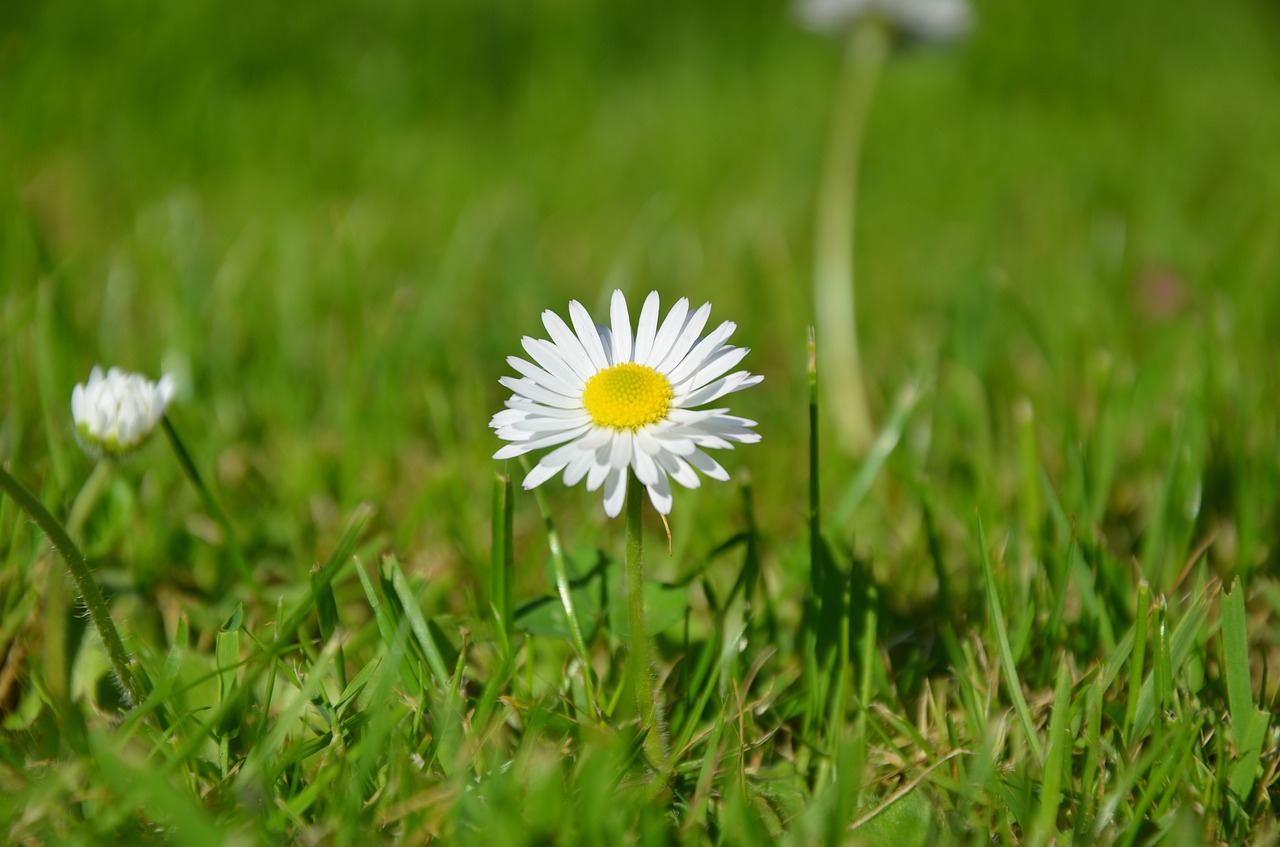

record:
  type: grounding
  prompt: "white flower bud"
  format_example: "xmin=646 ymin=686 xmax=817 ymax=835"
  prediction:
xmin=71 ymin=366 xmax=176 ymax=458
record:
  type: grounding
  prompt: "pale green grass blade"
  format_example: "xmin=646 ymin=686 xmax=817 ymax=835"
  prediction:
xmin=1221 ymin=579 xmax=1254 ymax=741
xmin=232 ymin=635 xmax=342 ymax=793
xmin=215 ymin=602 xmax=242 ymax=776
xmin=385 ymin=554 xmax=452 ymax=694
xmin=1130 ymin=586 xmax=1211 ymax=739
xmin=1229 ymin=707 xmax=1269 ymax=805
xmin=310 ymin=558 xmax=346 ymax=690
xmin=976 ymin=515 xmax=1043 ymax=762
xmin=1030 ymin=660 xmax=1072 ymax=845
xmin=490 ymin=469 xmax=515 ymax=653
xmin=829 ymin=378 xmax=925 ymax=528
xmin=1122 ymin=580 xmax=1150 ymax=743
xmin=1222 ymin=579 xmax=1268 ymax=801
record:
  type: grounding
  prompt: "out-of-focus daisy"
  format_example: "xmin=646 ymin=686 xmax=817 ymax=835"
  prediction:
xmin=797 ymin=0 xmax=972 ymax=43
xmin=491 ymin=290 xmax=762 ymax=517
xmin=797 ymin=0 xmax=970 ymax=459
xmin=71 ymin=366 xmax=175 ymax=458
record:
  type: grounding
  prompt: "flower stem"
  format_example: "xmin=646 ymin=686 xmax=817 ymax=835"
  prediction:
xmin=162 ymin=415 xmax=251 ymax=589
xmin=813 ymin=19 xmax=889 ymax=457
xmin=625 ymin=470 xmax=667 ymax=773
xmin=0 ymin=465 xmax=146 ymax=707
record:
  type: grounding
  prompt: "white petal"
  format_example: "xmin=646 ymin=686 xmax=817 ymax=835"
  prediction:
xmin=656 ymin=451 xmax=701 ymax=489
xmin=663 ymin=317 xmax=733 ymax=384
xmin=493 ymin=423 xmax=592 ymax=459
xmin=653 ymin=302 xmax=711 ymax=374
xmin=651 ymin=433 xmax=697 ymax=456
xmin=679 ymin=415 xmax=760 ymax=445
xmin=609 ymin=290 xmax=633 ymax=364
xmin=678 ymin=371 xmax=764 ymax=407
xmin=568 ymin=300 xmax=610 ymax=372
xmin=645 ymin=471 xmax=673 ymax=514
xmin=522 ymin=460 xmax=565 ymax=489
xmin=577 ymin=427 xmax=615 ymax=451
xmin=602 ymin=468 xmax=627 ymax=517
xmin=499 ymin=376 xmax=584 ymax=410
xmin=156 ymin=374 xmax=176 ymax=406
xmin=665 ymin=407 xmax=725 ymax=425
xmin=495 ymin=415 xmax=584 ymax=437
xmin=506 ymin=356 xmax=580 ymax=399
xmin=586 ymin=445 xmax=613 ymax=491
xmin=542 ymin=309 xmax=599 ymax=380
xmin=503 ymin=398 xmax=592 ymax=419
xmin=494 ymin=414 xmax=592 ymax=438
xmin=71 ymin=384 xmax=87 ymax=424
xmin=596 ymin=326 xmax=614 ymax=366
xmin=491 ymin=408 xmax=530 ymax=428
xmin=632 ymin=291 xmax=661 ymax=364
xmin=632 ymin=445 xmax=659 ymax=486
xmin=634 ymin=428 xmax=665 ymax=456
xmin=539 ymin=439 xmax=591 ymax=466
xmin=563 ymin=450 xmax=597 ymax=486
xmin=679 ymin=345 xmax=749 ymax=393
xmin=687 ymin=449 xmax=730 ymax=481
xmin=685 ymin=432 xmax=734 ymax=450
xmin=523 ymin=337 xmax=590 ymax=386
xmin=645 ymin=297 xmax=688 ymax=367
xmin=608 ymin=430 xmax=634 ymax=473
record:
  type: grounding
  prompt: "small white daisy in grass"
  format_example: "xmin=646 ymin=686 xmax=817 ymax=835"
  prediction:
xmin=71 ymin=365 xmax=176 ymax=458
xmin=491 ymin=289 xmax=763 ymax=518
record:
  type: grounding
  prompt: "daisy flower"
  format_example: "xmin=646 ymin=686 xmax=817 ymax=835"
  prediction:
xmin=71 ymin=366 xmax=176 ymax=458
xmin=491 ymin=290 xmax=762 ymax=517
xmin=797 ymin=0 xmax=972 ymax=43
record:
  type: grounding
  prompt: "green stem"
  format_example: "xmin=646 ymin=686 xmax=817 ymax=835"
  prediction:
xmin=0 ymin=465 xmax=146 ymax=707
xmin=162 ymin=415 xmax=251 ymax=588
xmin=625 ymin=470 xmax=667 ymax=773
xmin=813 ymin=19 xmax=889 ymax=457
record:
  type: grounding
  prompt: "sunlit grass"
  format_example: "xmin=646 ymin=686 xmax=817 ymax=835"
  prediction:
xmin=2 ymin=0 xmax=1279 ymax=843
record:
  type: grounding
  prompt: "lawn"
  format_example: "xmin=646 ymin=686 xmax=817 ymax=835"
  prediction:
xmin=2 ymin=0 xmax=1279 ymax=843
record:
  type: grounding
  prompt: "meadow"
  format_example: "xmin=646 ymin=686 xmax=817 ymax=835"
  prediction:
xmin=2 ymin=0 xmax=1279 ymax=843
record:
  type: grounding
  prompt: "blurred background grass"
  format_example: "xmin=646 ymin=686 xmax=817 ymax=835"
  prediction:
xmin=2 ymin=0 xmax=1279 ymax=606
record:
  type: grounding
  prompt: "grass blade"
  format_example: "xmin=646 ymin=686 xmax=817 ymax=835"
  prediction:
xmin=976 ymin=514 xmax=1043 ymax=762
xmin=385 ymin=555 xmax=452 ymax=694
xmin=491 ymin=469 xmax=514 ymax=653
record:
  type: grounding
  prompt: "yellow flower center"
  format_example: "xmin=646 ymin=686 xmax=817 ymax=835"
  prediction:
xmin=581 ymin=363 xmax=673 ymax=431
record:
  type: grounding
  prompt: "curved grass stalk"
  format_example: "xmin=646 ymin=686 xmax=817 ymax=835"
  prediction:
xmin=0 ymin=465 xmax=146 ymax=707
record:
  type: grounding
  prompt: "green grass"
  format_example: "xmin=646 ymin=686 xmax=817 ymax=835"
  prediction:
xmin=2 ymin=0 xmax=1280 ymax=843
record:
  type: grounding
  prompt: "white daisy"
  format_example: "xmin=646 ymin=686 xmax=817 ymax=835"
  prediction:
xmin=797 ymin=0 xmax=972 ymax=43
xmin=491 ymin=290 xmax=763 ymax=517
xmin=71 ymin=366 xmax=176 ymax=458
